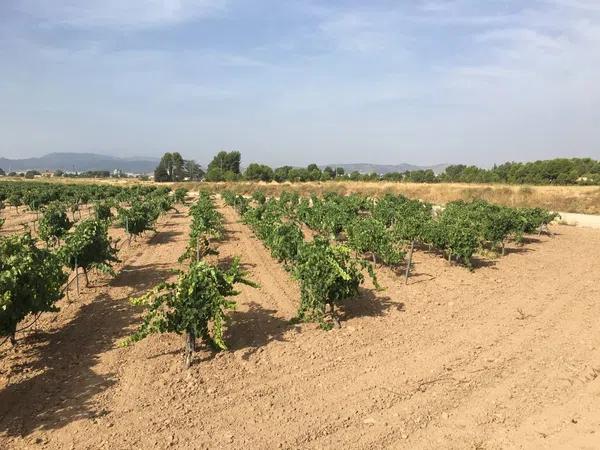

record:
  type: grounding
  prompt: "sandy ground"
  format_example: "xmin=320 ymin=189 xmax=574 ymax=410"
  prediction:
xmin=1 ymin=205 xmax=600 ymax=449
xmin=557 ymin=212 xmax=600 ymax=229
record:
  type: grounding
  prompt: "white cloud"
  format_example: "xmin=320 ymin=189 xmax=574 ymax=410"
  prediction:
xmin=15 ymin=0 xmax=226 ymax=28
xmin=318 ymin=11 xmax=392 ymax=52
xmin=476 ymin=28 xmax=566 ymax=52
xmin=548 ymin=0 xmax=600 ymax=12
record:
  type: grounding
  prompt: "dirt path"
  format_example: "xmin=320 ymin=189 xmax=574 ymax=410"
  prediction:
xmin=0 ymin=209 xmax=191 ymax=448
xmin=1 ymin=206 xmax=600 ymax=449
xmin=557 ymin=211 xmax=600 ymax=229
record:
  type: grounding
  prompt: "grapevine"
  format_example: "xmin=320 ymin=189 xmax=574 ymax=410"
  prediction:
xmin=60 ymin=219 xmax=120 ymax=286
xmin=38 ymin=202 xmax=72 ymax=246
xmin=0 ymin=233 xmax=67 ymax=344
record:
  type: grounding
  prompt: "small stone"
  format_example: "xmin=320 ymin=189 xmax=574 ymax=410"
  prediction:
xmin=363 ymin=417 xmax=376 ymax=425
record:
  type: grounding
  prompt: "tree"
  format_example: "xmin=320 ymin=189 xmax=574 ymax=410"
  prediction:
xmin=0 ymin=168 xmax=5 ymax=176
xmin=323 ymin=166 xmax=335 ymax=178
xmin=154 ymin=163 xmax=169 ymax=182
xmin=184 ymin=160 xmax=204 ymax=181
xmin=320 ymin=170 xmax=333 ymax=181
xmin=208 ymin=151 xmax=241 ymax=174
xmin=154 ymin=152 xmax=185 ymax=182
xmin=349 ymin=171 xmax=361 ymax=181
xmin=288 ymin=168 xmax=309 ymax=182
xmin=335 ymin=167 xmax=345 ymax=177
xmin=306 ymin=164 xmax=322 ymax=181
xmin=171 ymin=152 xmax=185 ymax=181
xmin=244 ymin=163 xmax=274 ymax=182
xmin=274 ymin=166 xmax=293 ymax=182
xmin=205 ymin=167 xmax=225 ymax=182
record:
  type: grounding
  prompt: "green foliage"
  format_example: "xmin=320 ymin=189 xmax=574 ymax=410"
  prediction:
xmin=431 ymin=209 xmax=479 ymax=268
xmin=245 ymin=163 xmax=274 ymax=182
xmin=293 ymin=238 xmax=377 ymax=329
xmin=515 ymin=207 xmax=560 ymax=234
xmin=207 ymin=151 xmax=241 ymax=175
xmin=222 ymin=190 xmax=250 ymax=215
xmin=346 ymin=217 xmax=404 ymax=265
xmin=7 ymin=193 xmax=22 ymax=211
xmin=60 ymin=219 xmax=119 ymax=275
xmin=174 ymin=188 xmax=188 ymax=204
xmin=265 ymin=221 xmax=304 ymax=269
xmin=94 ymin=201 xmax=113 ymax=221
xmin=126 ymin=259 xmax=256 ymax=350
xmin=0 ymin=233 xmax=67 ymax=340
xmin=298 ymin=195 xmax=358 ymax=237
xmin=442 ymin=158 xmax=600 ymax=185
xmin=184 ymin=160 xmax=204 ymax=181
xmin=117 ymin=202 xmax=159 ymax=238
xmin=154 ymin=152 xmax=185 ymax=182
xmin=180 ymin=193 xmax=224 ymax=261
xmin=38 ymin=202 xmax=72 ymax=245
xmin=372 ymin=194 xmax=434 ymax=243
xmin=251 ymin=190 xmax=266 ymax=205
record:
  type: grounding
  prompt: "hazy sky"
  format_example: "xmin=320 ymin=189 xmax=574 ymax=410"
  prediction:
xmin=1 ymin=0 xmax=599 ymax=167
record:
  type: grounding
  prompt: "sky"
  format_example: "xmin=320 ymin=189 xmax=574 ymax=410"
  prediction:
xmin=1 ymin=0 xmax=599 ymax=167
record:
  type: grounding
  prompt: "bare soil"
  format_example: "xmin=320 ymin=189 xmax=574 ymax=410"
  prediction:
xmin=1 ymin=205 xmax=600 ymax=449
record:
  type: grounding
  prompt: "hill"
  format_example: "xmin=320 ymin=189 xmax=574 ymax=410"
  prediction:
xmin=0 ymin=152 xmax=158 ymax=174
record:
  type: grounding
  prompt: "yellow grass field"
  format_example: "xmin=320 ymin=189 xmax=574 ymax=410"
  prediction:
xmin=187 ymin=181 xmax=600 ymax=215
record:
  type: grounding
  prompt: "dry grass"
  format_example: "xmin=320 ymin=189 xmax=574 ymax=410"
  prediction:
xmin=182 ymin=181 xmax=600 ymax=214
xmin=1 ymin=176 xmax=150 ymax=187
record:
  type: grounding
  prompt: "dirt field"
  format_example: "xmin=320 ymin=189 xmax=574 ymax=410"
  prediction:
xmin=1 ymin=203 xmax=600 ymax=449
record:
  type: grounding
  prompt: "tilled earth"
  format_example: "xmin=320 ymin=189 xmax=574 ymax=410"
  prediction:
xmin=1 ymin=204 xmax=600 ymax=449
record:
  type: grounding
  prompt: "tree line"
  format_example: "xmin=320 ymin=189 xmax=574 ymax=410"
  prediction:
xmin=150 ymin=153 xmax=598 ymax=186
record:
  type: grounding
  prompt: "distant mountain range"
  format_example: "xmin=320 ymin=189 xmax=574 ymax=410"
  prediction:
xmin=321 ymin=163 xmax=449 ymax=175
xmin=0 ymin=152 xmax=449 ymax=176
xmin=0 ymin=153 xmax=159 ymax=174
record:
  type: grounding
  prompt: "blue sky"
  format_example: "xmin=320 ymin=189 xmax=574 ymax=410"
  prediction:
xmin=1 ymin=0 xmax=599 ymax=167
